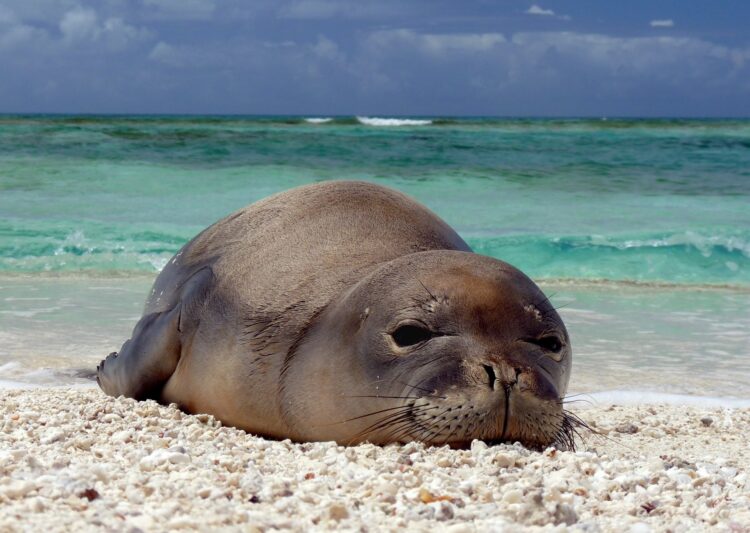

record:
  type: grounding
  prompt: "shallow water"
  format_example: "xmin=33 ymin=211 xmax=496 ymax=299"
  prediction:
xmin=1 ymin=115 xmax=748 ymax=403
xmin=1 ymin=276 xmax=748 ymax=404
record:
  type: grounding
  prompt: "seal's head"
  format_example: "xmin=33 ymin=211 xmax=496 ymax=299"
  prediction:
xmin=281 ymin=250 xmax=573 ymax=450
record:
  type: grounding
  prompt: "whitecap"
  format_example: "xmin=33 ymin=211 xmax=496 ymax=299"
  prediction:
xmin=304 ymin=118 xmax=332 ymax=124
xmin=0 ymin=361 xmax=23 ymax=374
xmin=588 ymin=231 xmax=750 ymax=257
xmin=0 ymin=362 xmax=100 ymax=389
xmin=357 ymin=116 xmax=432 ymax=127
xmin=138 ymin=255 xmax=169 ymax=272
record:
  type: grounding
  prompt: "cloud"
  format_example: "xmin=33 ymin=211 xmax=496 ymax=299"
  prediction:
xmin=365 ymin=30 xmax=506 ymax=56
xmin=354 ymin=28 xmax=750 ymax=114
xmin=1 ymin=5 xmax=748 ymax=116
xmin=311 ymin=35 xmax=345 ymax=63
xmin=363 ymin=29 xmax=749 ymax=79
xmin=0 ymin=1 xmax=77 ymax=25
xmin=512 ymin=32 xmax=750 ymax=89
xmin=141 ymin=0 xmax=216 ymax=20
xmin=526 ymin=4 xmax=555 ymax=16
xmin=139 ymin=35 xmax=362 ymax=113
xmin=525 ymin=4 xmax=571 ymax=21
xmin=58 ymin=7 xmax=152 ymax=50
xmin=0 ymin=6 xmax=49 ymax=51
xmin=147 ymin=35 xmax=346 ymax=73
xmin=278 ymin=0 xmax=403 ymax=19
xmin=0 ymin=23 xmax=47 ymax=51
xmin=60 ymin=7 xmax=99 ymax=44
xmin=421 ymin=33 xmax=506 ymax=54
xmin=148 ymin=41 xmax=188 ymax=67
xmin=650 ymin=19 xmax=675 ymax=28
xmin=0 ymin=6 xmax=16 ymax=25
xmin=102 ymin=18 xmax=153 ymax=51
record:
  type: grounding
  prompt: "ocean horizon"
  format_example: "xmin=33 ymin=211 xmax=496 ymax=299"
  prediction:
xmin=3 ymin=113 xmax=750 ymax=119
xmin=1 ymin=114 xmax=748 ymax=402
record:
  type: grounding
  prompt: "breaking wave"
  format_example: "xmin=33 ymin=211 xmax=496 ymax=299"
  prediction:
xmin=356 ymin=116 xmax=433 ymax=127
xmin=2 ymin=220 xmax=748 ymax=286
xmin=467 ymin=230 xmax=750 ymax=286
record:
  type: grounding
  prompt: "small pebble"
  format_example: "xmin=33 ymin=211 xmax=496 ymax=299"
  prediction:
xmin=328 ymin=503 xmax=349 ymax=521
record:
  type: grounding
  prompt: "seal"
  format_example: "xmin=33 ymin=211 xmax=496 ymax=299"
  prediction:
xmin=97 ymin=181 xmax=574 ymax=449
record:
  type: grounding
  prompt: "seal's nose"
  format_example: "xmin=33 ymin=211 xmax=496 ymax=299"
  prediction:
xmin=481 ymin=361 xmax=520 ymax=391
xmin=481 ymin=358 xmax=559 ymax=400
xmin=481 ymin=364 xmax=496 ymax=390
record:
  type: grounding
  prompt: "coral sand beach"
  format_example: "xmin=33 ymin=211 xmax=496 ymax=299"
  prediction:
xmin=2 ymin=389 xmax=749 ymax=531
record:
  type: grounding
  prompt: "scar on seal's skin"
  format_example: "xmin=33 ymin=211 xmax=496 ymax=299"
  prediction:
xmin=524 ymin=304 xmax=543 ymax=321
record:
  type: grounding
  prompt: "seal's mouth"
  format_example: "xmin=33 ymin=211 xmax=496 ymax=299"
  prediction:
xmin=439 ymin=389 xmax=511 ymax=450
xmin=343 ymin=386 xmax=583 ymax=450
xmin=344 ymin=357 xmax=579 ymax=450
xmin=398 ymin=379 xmax=577 ymax=450
xmin=500 ymin=379 xmax=512 ymax=441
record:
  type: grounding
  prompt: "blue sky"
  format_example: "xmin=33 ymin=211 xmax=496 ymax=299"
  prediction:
xmin=0 ymin=0 xmax=748 ymax=116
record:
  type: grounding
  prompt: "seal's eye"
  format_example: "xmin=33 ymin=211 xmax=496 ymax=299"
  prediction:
xmin=392 ymin=325 xmax=433 ymax=347
xmin=533 ymin=336 xmax=563 ymax=352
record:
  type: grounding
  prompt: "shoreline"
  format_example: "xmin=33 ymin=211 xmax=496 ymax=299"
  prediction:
xmin=3 ymin=382 xmax=750 ymax=409
xmin=1 ymin=388 xmax=749 ymax=531
xmin=3 ymin=276 xmax=750 ymax=399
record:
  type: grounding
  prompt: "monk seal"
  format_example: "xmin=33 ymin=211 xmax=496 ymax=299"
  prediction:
xmin=97 ymin=181 xmax=574 ymax=449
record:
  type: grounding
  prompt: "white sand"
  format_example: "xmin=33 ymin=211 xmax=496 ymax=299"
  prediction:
xmin=1 ymin=389 xmax=749 ymax=532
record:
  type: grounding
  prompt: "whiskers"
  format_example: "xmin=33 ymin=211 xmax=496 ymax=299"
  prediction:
xmin=314 ymin=380 xmax=598 ymax=453
xmin=552 ymin=395 xmax=640 ymax=453
xmin=546 ymin=393 xmax=597 ymax=451
xmin=358 ymin=376 xmax=446 ymax=400
xmin=552 ymin=409 xmax=594 ymax=451
xmin=315 ymin=381 xmax=447 ymax=445
xmin=558 ymin=392 xmax=596 ymax=408
xmin=344 ymin=401 xmax=437 ymax=446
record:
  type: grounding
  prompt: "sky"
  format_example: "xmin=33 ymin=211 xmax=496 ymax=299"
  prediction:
xmin=0 ymin=0 xmax=749 ymax=116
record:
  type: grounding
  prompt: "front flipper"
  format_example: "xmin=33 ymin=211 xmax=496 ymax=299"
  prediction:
xmin=97 ymin=305 xmax=183 ymax=400
xmin=97 ymin=266 xmax=213 ymax=400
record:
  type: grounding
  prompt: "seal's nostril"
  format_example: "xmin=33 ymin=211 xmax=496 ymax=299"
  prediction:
xmin=483 ymin=364 xmax=497 ymax=390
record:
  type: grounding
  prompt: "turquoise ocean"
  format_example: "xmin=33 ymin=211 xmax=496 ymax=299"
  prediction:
xmin=1 ymin=115 xmax=749 ymax=403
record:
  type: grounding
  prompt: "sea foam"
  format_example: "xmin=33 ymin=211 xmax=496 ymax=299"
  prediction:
xmin=304 ymin=118 xmax=332 ymax=124
xmin=356 ymin=116 xmax=432 ymax=126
